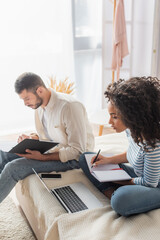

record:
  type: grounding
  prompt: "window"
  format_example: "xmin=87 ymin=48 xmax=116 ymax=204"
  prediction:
xmin=72 ymin=0 xmax=103 ymax=114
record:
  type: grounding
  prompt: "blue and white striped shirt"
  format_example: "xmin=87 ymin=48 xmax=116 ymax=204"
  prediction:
xmin=126 ymin=129 xmax=160 ymax=188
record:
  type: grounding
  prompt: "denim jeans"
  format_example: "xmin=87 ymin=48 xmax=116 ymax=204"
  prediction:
xmin=79 ymin=152 xmax=160 ymax=217
xmin=0 ymin=150 xmax=79 ymax=203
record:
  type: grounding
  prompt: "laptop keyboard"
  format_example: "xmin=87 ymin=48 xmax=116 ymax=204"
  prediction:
xmin=53 ymin=186 xmax=88 ymax=213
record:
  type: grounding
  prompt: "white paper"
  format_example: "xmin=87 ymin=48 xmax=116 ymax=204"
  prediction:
xmin=93 ymin=170 xmax=131 ymax=182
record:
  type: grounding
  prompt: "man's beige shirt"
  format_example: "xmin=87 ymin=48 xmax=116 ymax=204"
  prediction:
xmin=35 ymin=89 xmax=95 ymax=162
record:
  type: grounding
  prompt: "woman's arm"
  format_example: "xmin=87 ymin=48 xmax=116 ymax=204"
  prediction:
xmin=91 ymin=152 xmax=128 ymax=166
xmin=113 ymin=179 xmax=135 ymax=185
xmin=133 ymin=147 xmax=160 ymax=187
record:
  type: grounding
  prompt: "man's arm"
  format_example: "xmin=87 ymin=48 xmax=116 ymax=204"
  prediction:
xmin=58 ymin=102 xmax=90 ymax=162
xmin=17 ymin=149 xmax=60 ymax=161
xmin=18 ymin=102 xmax=91 ymax=162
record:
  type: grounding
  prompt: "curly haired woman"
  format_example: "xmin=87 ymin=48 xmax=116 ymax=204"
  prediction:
xmin=79 ymin=76 xmax=160 ymax=216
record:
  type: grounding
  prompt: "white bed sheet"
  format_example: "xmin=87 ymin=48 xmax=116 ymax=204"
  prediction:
xmin=15 ymin=132 xmax=160 ymax=240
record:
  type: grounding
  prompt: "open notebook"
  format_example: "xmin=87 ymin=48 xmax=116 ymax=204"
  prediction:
xmin=32 ymin=168 xmax=103 ymax=213
xmin=85 ymin=153 xmax=131 ymax=182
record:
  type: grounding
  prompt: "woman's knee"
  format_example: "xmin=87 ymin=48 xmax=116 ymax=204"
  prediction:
xmin=111 ymin=186 xmax=135 ymax=216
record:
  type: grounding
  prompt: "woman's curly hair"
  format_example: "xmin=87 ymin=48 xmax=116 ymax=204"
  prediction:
xmin=104 ymin=76 xmax=160 ymax=149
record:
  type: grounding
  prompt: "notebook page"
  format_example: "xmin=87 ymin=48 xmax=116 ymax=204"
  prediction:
xmin=92 ymin=170 xmax=131 ymax=182
xmin=85 ymin=153 xmax=119 ymax=172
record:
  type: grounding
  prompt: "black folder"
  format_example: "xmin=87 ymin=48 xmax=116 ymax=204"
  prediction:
xmin=9 ymin=139 xmax=58 ymax=154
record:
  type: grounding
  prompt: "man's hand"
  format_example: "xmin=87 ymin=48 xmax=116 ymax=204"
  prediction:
xmin=18 ymin=134 xmax=30 ymax=143
xmin=18 ymin=133 xmax=39 ymax=143
xmin=17 ymin=149 xmax=45 ymax=161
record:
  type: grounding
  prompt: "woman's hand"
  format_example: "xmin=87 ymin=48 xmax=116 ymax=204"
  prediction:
xmin=113 ymin=179 xmax=135 ymax=185
xmin=91 ymin=152 xmax=128 ymax=166
xmin=91 ymin=154 xmax=111 ymax=166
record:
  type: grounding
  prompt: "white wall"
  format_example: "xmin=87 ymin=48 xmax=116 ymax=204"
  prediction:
xmin=0 ymin=0 xmax=157 ymax=135
xmin=0 ymin=0 xmax=74 ymax=135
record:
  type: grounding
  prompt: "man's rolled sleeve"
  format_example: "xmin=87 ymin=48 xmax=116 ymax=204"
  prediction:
xmin=59 ymin=102 xmax=88 ymax=162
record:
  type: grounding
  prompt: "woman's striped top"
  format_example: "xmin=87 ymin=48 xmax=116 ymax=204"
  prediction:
xmin=126 ymin=129 xmax=160 ymax=188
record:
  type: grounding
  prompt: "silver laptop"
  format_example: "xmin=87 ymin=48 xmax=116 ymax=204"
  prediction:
xmin=32 ymin=168 xmax=103 ymax=213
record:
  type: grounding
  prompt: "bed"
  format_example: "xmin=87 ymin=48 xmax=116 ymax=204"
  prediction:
xmin=15 ymin=131 xmax=160 ymax=240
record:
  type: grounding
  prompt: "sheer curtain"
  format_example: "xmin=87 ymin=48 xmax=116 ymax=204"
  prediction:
xmin=73 ymin=0 xmax=102 ymax=115
xmin=0 ymin=0 xmax=74 ymax=135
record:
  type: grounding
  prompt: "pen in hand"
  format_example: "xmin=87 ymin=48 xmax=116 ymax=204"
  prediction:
xmin=91 ymin=149 xmax=101 ymax=168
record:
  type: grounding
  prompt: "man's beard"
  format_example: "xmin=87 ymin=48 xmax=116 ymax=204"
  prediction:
xmin=28 ymin=94 xmax=43 ymax=109
xmin=34 ymin=98 xmax=43 ymax=109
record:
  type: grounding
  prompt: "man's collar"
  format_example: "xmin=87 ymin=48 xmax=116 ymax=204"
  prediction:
xmin=42 ymin=89 xmax=57 ymax=111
